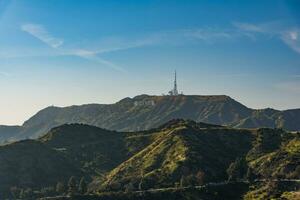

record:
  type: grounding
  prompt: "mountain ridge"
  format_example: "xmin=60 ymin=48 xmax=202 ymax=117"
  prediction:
xmin=0 ymin=94 xmax=299 ymax=143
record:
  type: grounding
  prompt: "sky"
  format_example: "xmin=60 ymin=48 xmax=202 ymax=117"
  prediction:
xmin=0 ymin=0 xmax=300 ymax=125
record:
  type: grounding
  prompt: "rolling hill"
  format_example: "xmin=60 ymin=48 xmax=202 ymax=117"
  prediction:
xmin=0 ymin=95 xmax=299 ymax=144
xmin=0 ymin=119 xmax=298 ymax=199
xmin=95 ymin=120 xmax=299 ymax=193
xmin=0 ymin=140 xmax=83 ymax=198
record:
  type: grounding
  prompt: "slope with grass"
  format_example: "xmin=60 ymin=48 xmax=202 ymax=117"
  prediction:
xmin=0 ymin=140 xmax=83 ymax=197
xmin=0 ymin=119 xmax=298 ymax=199
xmin=1 ymin=95 xmax=300 ymax=144
xmin=91 ymin=120 xmax=299 ymax=197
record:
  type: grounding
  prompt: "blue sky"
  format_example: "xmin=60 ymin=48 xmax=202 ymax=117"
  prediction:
xmin=0 ymin=0 xmax=300 ymax=125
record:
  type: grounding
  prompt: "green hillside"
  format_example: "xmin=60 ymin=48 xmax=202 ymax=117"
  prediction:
xmin=247 ymin=129 xmax=300 ymax=179
xmin=0 ymin=120 xmax=298 ymax=199
xmin=1 ymin=95 xmax=299 ymax=144
xmin=0 ymin=140 xmax=83 ymax=198
xmin=98 ymin=122 xmax=254 ymax=191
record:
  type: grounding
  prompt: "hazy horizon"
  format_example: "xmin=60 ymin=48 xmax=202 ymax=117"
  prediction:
xmin=2 ymin=92 xmax=299 ymax=126
xmin=1 ymin=0 xmax=300 ymax=125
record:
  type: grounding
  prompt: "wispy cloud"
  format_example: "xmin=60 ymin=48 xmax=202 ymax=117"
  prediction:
xmin=280 ymin=29 xmax=300 ymax=54
xmin=20 ymin=23 xmax=125 ymax=72
xmin=69 ymin=28 xmax=239 ymax=55
xmin=72 ymin=49 xmax=125 ymax=72
xmin=21 ymin=23 xmax=63 ymax=48
xmin=233 ymin=21 xmax=300 ymax=55
xmin=66 ymin=48 xmax=125 ymax=72
xmin=233 ymin=22 xmax=267 ymax=33
xmin=61 ymin=28 xmax=240 ymax=69
xmin=16 ymin=21 xmax=300 ymax=71
xmin=139 ymin=28 xmax=238 ymax=45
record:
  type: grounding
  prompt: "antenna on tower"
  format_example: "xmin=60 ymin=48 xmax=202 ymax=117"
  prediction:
xmin=174 ymin=70 xmax=178 ymax=95
xmin=168 ymin=70 xmax=179 ymax=96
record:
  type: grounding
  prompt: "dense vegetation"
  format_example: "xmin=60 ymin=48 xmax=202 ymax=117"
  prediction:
xmin=1 ymin=95 xmax=300 ymax=143
xmin=0 ymin=119 xmax=298 ymax=199
xmin=40 ymin=183 xmax=251 ymax=200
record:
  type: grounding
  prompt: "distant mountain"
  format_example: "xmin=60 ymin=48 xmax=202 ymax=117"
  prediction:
xmin=0 ymin=125 xmax=22 ymax=142
xmin=0 ymin=95 xmax=300 ymax=143
xmin=0 ymin=120 xmax=298 ymax=199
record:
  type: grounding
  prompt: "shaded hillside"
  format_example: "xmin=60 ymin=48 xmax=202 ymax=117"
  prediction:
xmin=0 ymin=122 xmax=174 ymax=197
xmin=0 ymin=140 xmax=83 ymax=197
xmin=0 ymin=120 xmax=298 ymax=199
xmin=273 ymin=109 xmax=300 ymax=131
xmin=40 ymin=124 xmax=138 ymax=175
xmin=247 ymin=129 xmax=300 ymax=179
xmin=0 ymin=124 xmax=153 ymax=198
xmin=233 ymin=108 xmax=300 ymax=131
xmin=97 ymin=122 xmax=254 ymax=191
xmin=0 ymin=125 xmax=22 ymax=143
xmin=94 ymin=121 xmax=299 ymax=193
xmin=1 ymin=94 xmax=299 ymax=143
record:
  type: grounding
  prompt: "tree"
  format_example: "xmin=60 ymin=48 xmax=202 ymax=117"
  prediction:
xmin=227 ymin=157 xmax=247 ymax=181
xmin=41 ymin=186 xmax=56 ymax=197
xmin=180 ymin=166 xmax=192 ymax=187
xmin=10 ymin=186 xmax=20 ymax=199
xmin=68 ymin=176 xmax=78 ymax=196
xmin=138 ymin=170 xmax=144 ymax=191
xmin=246 ymin=167 xmax=255 ymax=182
xmin=78 ymin=177 xmax=87 ymax=195
xmin=56 ymin=181 xmax=66 ymax=195
xmin=19 ymin=188 xmax=33 ymax=199
xmin=19 ymin=189 xmax=25 ymax=199
xmin=180 ymin=175 xmax=185 ymax=187
xmin=180 ymin=175 xmax=195 ymax=187
xmin=195 ymin=170 xmax=205 ymax=185
xmin=124 ymin=182 xmax=135 ymax=192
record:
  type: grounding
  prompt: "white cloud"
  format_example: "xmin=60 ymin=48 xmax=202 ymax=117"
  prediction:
xmin=60 ymin=28 xmax=239 ymax=68
xmin=88 ymin=56 xmax=125 ymax=72
xmin=20 ymin=23 xmax=126 ymax=72
xmin=88 ymin=28 xmax=239 ymax=52
xmin=233 ymin=22 xmax=266 ymax=33
xmin=154 ymin=28 xmax=237 ymax=43
xmin=21 ymin=23 xmax=63 ymax=48
xmin=72 ymin=49 xmax=125 ymax=72
xmin=72 ymin=49 xmax=96 ymax=57
xmin=15 ymin=22 xmax=300 ymax=72
xmin=234 ymin=21 xmax=300 ymax=55
xmin=280 ymin=29 xmax=300 ymax=54
xmin=290 ymin=31 xmax=298 ymax=40
xmin=181 ymin=28 xmax=235 ymax=42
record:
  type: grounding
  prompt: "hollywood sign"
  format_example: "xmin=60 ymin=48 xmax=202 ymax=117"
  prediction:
xmin=134 ymin=100 xmax=155 ymax=107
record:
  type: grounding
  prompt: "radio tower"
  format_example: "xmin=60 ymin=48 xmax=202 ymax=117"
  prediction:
xmin=169 ymin=70 xmax=179 ymax=96
xmin=173 ymin=70 xmax=178 ymax=95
